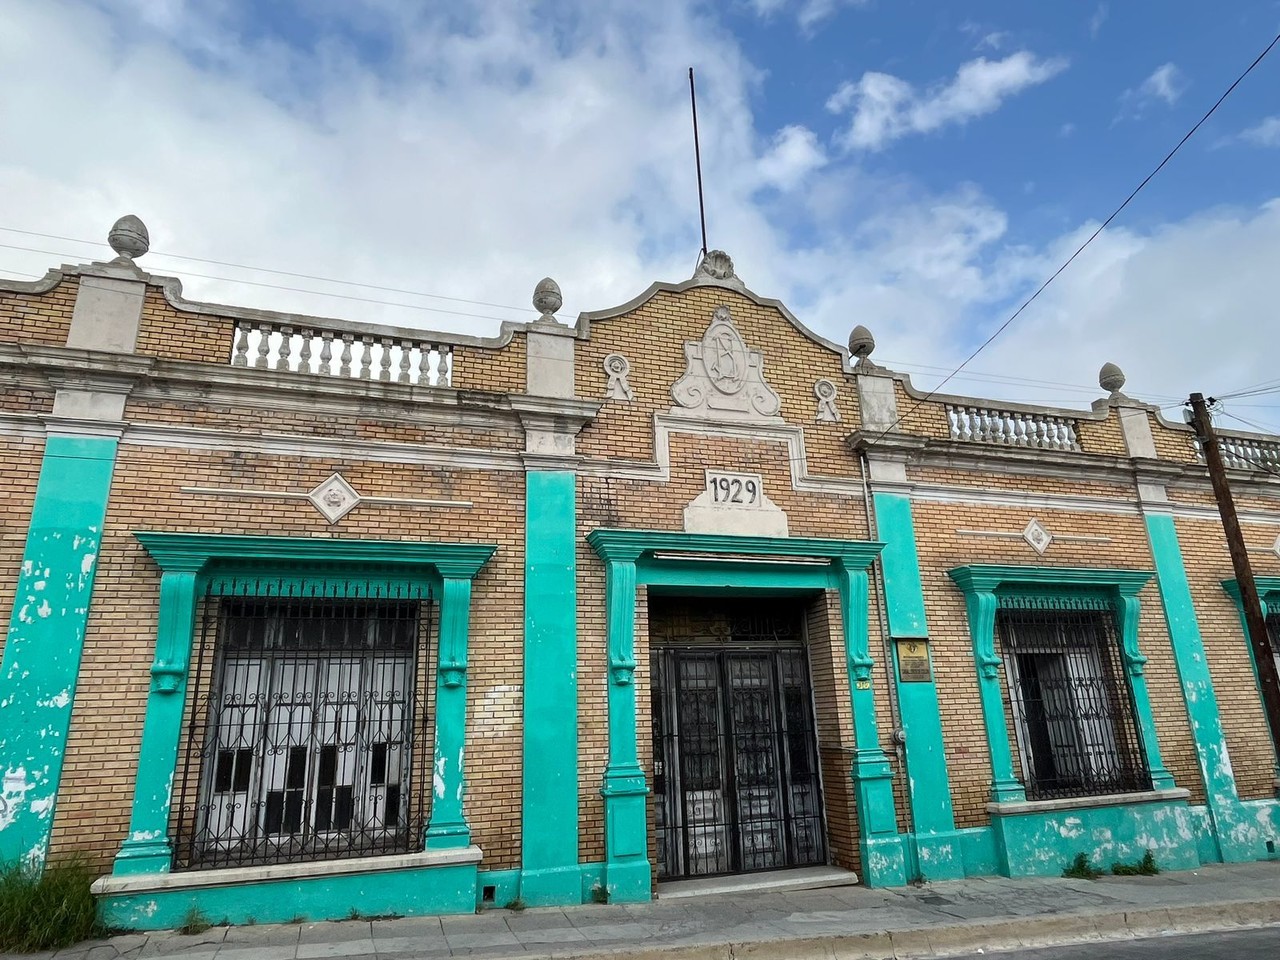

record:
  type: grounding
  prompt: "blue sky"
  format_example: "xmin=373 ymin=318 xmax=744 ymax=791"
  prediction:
xmin=2 ymin=1 xmax=1279 ymax=426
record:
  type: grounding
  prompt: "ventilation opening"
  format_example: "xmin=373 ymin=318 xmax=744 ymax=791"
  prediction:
xmin=481 ymin=885 xmax=496 ymax=904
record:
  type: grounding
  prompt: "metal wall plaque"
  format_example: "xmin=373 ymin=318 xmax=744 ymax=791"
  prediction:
xmin=896 ymin=639 xmax=933 ymax=683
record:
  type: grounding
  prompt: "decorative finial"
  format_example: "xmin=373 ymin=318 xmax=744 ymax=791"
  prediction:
xmin=108 ymin=214 xmax=149 ymax=261
xmin=532 ymin=277 xmax=562 ymax=319
xmin=848 ymin=324 xmax=875 ymax=360
xmin=694 ymin=249 xmax=737 ymax=282
xmin=1099 ymin=361 xmax=1126 ymax=395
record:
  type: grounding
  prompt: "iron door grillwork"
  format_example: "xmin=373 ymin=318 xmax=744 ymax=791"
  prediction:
xmin=996 ymin=596 xmax=1151 ymax=801
xmin=172 ymin=578 xmax=433 ymax=871
xmin=653 ymin=642 xmax=825 ymax=879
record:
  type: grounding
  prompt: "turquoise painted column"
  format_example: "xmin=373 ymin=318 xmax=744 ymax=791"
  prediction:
xmin=871 ymin=492 xmax=963 ymax=880
xmin=520 ymin=470 xmax=580 ymax=904
xmin=599 ymin=557 xmax=650 ymax=902
xmin=834 ymin=559 xmax=908 ymax=887
xmin=1145 ymin=514 xmax=1250 ymax=861
xmin=957 ymin=586 xmax=1026 ymax=803
xmin=425 ymin=575 xmax=477 ymax=848
xmin=113 ymin=563 xmax=204 ymax=874
xmin=1114 ymin=592 xmax=1176 ymax=791
xmin=0 ymin=435 xmax=117 ymax=869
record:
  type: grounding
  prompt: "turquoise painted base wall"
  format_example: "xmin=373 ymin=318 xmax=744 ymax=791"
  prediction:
xmin=990 ymin=798 xmax=1201 ymax=877
xmin=0 ymin=436 xmax=117 ymax=868
xmin=98 ymin=863 xmax=479 ymax=930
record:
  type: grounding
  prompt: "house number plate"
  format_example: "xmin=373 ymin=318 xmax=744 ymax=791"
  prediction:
xmin=706 ymin=471 xmax=763 ymax=508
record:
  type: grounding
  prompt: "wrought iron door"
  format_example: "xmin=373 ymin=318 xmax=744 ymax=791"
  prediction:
xmin=653 ymin=646 xmax=825 ymax=879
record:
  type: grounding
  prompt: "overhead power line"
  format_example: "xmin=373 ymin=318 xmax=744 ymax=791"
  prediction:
xmin=0 ymin=240 xmax=542 ymax=326
xmin=867 ymin=27 xmax=1280 ymax=445
xmin=0 ymin=226 xmax=541 ymax=316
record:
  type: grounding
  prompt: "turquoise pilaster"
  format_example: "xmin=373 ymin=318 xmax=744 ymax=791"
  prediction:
xmin=870 ymin=492 xmax=963 ymax=880
xmin=598 ymin=556 xmax=651 ymax=902
xmin=113 ymin=565 xmax=203 ymax=874
xmin=1144 ymin=514 xmax=1255 ymax=860
xmin=425 ymin=575 xmax=476 ymax=848
xmin=835 ymin=560 xmax=909 ymax=886
xmin=958 ymin=586 xmax=1026 ymax=803
xmin=519 ymin=470 xmax=581 ymax=903
xmin=0 ymin=435 xmax=117 ymax=869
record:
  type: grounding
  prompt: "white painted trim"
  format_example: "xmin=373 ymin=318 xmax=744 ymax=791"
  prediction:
xmin=91 ymin=845 xmax=482 ymax=895
xmin=987 ymin=788 xmax=1190 ymax=817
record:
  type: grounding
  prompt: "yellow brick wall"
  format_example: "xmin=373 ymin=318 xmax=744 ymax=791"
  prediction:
xmin=910 ymin=497 xmax=1203 ymax=827
xmin=136 ymin=287 xmax=234 ymax=363
xmin=50 ymin=445 xmax=527 ymax=873
xmin=0 ymin=436 xmax=48 ymax=662
xmin=0 ymin=277 xmax=78 ymax=347
xmin=123 ymin=398 xmax=523 ymax=451
xmin=452 ymin=333 xmax=527 ymax=394
xmin=1174 ymin=514 xmax=1278 ymax=802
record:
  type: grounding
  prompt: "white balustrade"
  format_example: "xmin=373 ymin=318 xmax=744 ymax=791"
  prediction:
xmin=946 ymin=404 xmax=1081 ymax=452
xmin=1205 ymin=434 xmax=1280 ymax=472
xmin=229 ymin=321 xmax=454 ymax=387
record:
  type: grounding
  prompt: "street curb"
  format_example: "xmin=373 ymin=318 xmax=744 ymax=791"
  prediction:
xmin=547 ymin=897 xmax=1280 ymax=960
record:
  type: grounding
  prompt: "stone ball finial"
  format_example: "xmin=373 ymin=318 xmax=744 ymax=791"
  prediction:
xmin=108 ymin=214 xmax=150 ymax=260
xmin=1099 ymin=361 xmax=1126 ymax=394
xmin=848 ymin=324 xmax=875 ymax=360
xmin=533 ymin=277 xmax=562 ymax=317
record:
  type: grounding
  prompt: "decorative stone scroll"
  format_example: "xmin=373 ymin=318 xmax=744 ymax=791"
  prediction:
xmin=814 ymin=379 xmax=841 ymax=422
xmin=670 ymin=306 xmax=781 ymax=420
xmin=602 ymin=353 xmax=635 ymax=402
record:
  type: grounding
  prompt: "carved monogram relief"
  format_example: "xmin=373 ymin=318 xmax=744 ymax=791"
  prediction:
xmin=670 ymin=305 xmax=782 ymax=419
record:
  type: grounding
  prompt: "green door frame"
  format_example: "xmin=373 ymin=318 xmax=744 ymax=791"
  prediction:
xmin=586 ymin=528 xmax=908 ymax=900
xmin=112 ymin=532 xmax=495 ymax=876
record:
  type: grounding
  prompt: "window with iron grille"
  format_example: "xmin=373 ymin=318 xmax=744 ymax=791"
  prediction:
xmin=995 ymin=595 xmax=1151 ymax=801
xmin=1265 ymin=608 xmax=1280 ymax=681
xmin=172 ymin=577 xmax=433 ymax=870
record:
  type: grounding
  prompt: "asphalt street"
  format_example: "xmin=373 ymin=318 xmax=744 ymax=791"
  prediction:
xmin=951 ymin=925 xmax=1280 ymax=959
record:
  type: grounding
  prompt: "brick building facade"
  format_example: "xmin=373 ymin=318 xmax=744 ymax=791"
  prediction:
xmin=0 ymin=218 xmax=1277 ymax=930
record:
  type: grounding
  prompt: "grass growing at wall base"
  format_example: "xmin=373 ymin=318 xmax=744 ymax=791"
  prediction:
xmin=0 ymin=860 xmax=100 ymax=952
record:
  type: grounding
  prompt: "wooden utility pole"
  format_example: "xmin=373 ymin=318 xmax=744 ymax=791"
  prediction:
xmin=1188 ymin=392 xmax=1280 ymax=764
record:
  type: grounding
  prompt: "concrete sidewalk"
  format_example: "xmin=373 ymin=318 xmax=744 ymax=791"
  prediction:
xmin=19 ymin=861 xmax=1280 ymax=960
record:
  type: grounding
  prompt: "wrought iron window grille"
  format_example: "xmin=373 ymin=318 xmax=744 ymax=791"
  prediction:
xmin=995 ymin=594 xmax=1151 ymax=801
xmin=172 ymin=576 xmax=433 ymax=871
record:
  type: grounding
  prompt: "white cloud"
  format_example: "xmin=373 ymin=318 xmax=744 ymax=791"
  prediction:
xmin=756 ymin=125 xmax=827 ymax=191
xmin=827 ymin=52 xmax=1068 ymax=151
xmin=3 ymin=1 xmax=1278 ymax=429
xmin=1118 ymin=62 xmax=1187 ymax=120
xmin=1089 ymin=3 xmax=1109 ymax=39
xmin=1140 ymin=62 xmax=1186 ymax=104
xmin=1240 ymin=116 xmax=1280 ymax=147
xmin=749 ymin=0 xmax=866 ymax=31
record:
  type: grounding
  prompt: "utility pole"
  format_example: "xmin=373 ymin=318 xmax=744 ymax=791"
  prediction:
xmin=1188 ymin=392 xmax=1280 ymax=765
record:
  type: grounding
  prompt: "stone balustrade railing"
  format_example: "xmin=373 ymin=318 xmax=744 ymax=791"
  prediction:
xmin=1205 ymin=432 xmax=1280 ymax=472
xmin=946 ymin=404 xmax=1081 ymax=452
xmin=229 ymin=320 xmax=454 ymax=386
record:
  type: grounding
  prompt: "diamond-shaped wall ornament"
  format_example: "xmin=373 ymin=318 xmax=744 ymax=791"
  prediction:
xmin=1022 ymin=518 xmax=1053 ymax=555
xmin=1272 ymin=533 xmax=1280 ymax=559
xmin=308 ymin=473 xmax=361 ymax=524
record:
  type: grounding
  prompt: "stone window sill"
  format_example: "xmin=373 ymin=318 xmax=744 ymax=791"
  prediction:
xmin=986 ymin=787 xmax=1190 ymax=817
xmin=92 ymin=845 xmax=481 ymax=896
